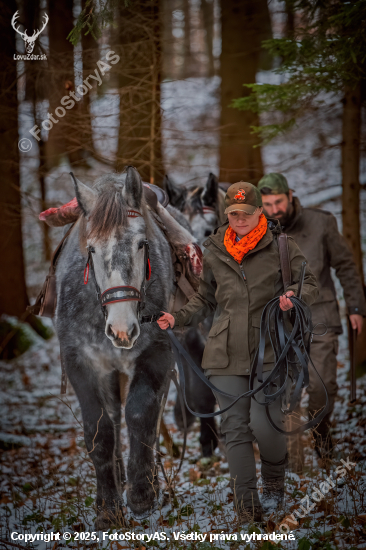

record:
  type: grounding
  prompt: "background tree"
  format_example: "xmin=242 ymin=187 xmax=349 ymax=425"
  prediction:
xmin=200 ymin=0 xmax=215 ymax=77
xmin=23 ymin=0 xmax=51 ymax=261
xmin=219 ymin=0 xmax=272 ymax=184
xmin=0 ymin=0 xmax=29 ymax=319
xmin=232 ymin=0 xmax=366 ymax=365
xmin=115 ymin=0 xmax=163 ymax=184
xmin=0 ymin=0 xmax=50 ymax=343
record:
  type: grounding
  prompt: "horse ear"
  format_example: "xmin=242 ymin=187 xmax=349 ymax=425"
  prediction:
xmin=202 ymin=172 xmax=218 ymax=207
xmin=125 ymin=166 xmax=143 ymax=207
xmin=70 ymin=172 xmax=96 ymax=216
xmin=164 ymin=174 xmax=185 ymax=207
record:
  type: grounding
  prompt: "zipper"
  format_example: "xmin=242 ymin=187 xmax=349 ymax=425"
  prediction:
xmin=240 ymin=264 xmax=246 ymax=280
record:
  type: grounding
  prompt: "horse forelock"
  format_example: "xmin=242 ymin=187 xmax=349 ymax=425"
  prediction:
xmin=80 ymin=174 xmax=147 ymax=243
xmin=88 ymin=187 xmax=128 ymax=242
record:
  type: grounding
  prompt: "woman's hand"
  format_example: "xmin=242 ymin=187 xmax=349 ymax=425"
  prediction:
xmin=157 ymin=311 xmax=175 ymax=330
xmin=279 ymin=291 xmax=295 ymax=311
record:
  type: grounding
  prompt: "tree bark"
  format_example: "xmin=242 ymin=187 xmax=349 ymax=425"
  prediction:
xmin=0 ymin=0 xmax=29 ymax=317
xmin=162 ymin=0 xmax=175 ymax=79
xmin=200 ymin=0 xmax=215 ymax=77
xmin=23 ymin=0 xmax=51 ymax=261
xmin=219 ymin=0 xmax=271 ymax=184
xmin=116 ymin=0 xmax=163 ymax=185
xmin=182 ymin=0 xmax=193 ymax=78
xmin=341 ymin=84 xmax=364 ymax=282
xmin=285 ymin=0 xmax=295 ymax=38
xmin=79 ymin=0 xmax=97 ymax=161
xmin=47 ymin=0 xmax=77 ymax=168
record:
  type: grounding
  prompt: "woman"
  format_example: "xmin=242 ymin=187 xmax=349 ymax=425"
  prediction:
xmin=158 ymin=182 xmax=318 ymax=523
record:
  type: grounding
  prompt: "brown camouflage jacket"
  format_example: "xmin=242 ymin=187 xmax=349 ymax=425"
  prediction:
xmin=283 ymin=197 xmax=366 ymax=333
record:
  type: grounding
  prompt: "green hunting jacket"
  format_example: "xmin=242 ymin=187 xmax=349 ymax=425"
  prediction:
xmin=172 ymin=220 xmax=319 ymax=376
xmin=283 ymin=198 xmax=366 ymax=334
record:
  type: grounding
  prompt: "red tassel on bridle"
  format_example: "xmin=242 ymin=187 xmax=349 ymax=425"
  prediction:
xmin=146 ymin=258 xmax=151 ymax=281
xmin=84 ymin=263 xmax=89 ymax=284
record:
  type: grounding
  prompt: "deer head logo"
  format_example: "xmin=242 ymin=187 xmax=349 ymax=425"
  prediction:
xmin=11 ymin=11 xmax=49 ymax=54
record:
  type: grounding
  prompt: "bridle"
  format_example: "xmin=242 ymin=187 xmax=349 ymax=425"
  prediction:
xmin=202 ymin=206 xmax=215 ymax=215
xmin=83 ymin=209 xmax=152 ymax=323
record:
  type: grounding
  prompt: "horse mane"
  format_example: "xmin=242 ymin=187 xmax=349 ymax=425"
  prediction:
xmin=87 ymin=186 xmax=128 ymax=242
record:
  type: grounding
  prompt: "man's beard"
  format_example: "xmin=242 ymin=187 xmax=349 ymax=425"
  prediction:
xmin=266 ymin=203 xmax=294 ymax=227
xmin=274 ymin=210 xmax=290 ymax=224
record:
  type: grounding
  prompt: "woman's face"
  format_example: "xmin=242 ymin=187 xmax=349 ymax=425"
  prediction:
xmin=228 ymin=207 xmax=263 ymax=237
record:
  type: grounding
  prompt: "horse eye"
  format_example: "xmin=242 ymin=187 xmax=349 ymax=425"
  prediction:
xmin=138 ymin=241 xmax=144 ymax=250
xmin=204 ymin=230 xmax=211 ymax=237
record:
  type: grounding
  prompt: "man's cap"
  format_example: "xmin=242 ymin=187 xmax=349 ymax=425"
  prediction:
xmin=224 ymin=182 xmax=262 ymax=215
xmin=258 ymin=173 xmax=289 ymax=195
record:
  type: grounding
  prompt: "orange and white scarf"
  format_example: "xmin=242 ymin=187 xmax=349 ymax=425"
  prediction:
xmin=224 ymin=213 xmax=268 ymax=263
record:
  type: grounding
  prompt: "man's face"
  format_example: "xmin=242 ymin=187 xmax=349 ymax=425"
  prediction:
xmin=261 ymin=191 xmax=293 ymax=223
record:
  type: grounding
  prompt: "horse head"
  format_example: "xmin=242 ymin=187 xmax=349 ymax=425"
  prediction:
xmin=74 ymin=167 xmax=149 ymax=349
xmin=164 ymin=173 xmax=224 ymax=247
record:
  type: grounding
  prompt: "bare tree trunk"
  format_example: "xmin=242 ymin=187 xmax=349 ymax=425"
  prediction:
xmin=116 ymin=0 xmax=163 ymax=185
xmin=0 ymin=0 xmax=29 ymax=318
xmin=219 ymin=0 xmax=271 ymax=184
xmin=200 ymin=0 xmax=215 ymax=77
xmin=23 ymin=0 xmax=51 ymax=261
xmin=23 ymin=0 xmax=47 ymax=101
xmin=285 ymin=0 xmax=295 ymax=38
xmin=47 ymin=0 xmax=77 ymax=167
xmin=79 ymin=0 xmax=97 ymax=161
xmin=162 ymin=0 xmax=175 ymax=79
xmin=182 ymin=0 xmax=193 ymax=78
xmin=341 ymin=84 xmax=364 ymax=282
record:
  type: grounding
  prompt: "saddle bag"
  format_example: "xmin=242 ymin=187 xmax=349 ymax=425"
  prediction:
xmin=27 ymin=225 xmax=74 ymax=318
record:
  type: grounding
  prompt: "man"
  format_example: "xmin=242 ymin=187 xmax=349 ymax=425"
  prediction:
xmin=258 ymin=173 xmax=366 ymax=468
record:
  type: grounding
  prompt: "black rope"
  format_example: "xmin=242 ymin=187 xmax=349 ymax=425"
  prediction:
xmin=165 ymin=295 xmax=329 ymax=435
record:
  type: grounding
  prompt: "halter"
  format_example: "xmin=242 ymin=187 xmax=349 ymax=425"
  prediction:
xmin=202 ymin=206 xmax=215 ymax=215
xmin=83 ymin=209 xmax=151 ymax=321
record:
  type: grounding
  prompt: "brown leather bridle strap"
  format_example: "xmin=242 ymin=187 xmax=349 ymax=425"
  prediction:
xmin=101 ymin=286 xmax=141 ymax=306
xmin=202 ymin=206 xmax=215 ymax=215
xmin=277 ymin=233 xmax=291 ymax=291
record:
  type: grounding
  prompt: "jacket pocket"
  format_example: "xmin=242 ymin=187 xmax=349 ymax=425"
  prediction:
xmin=251 ymin=316 xmax=275 ymax=364
xmin=202 ymin=316 xmax=230 ymax=369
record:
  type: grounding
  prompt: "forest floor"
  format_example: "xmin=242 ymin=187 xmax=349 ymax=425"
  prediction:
xmin=1 ymin=76 xmax=366 ymax=549
xmin=0 ymin=316 xmax=366 ymax=549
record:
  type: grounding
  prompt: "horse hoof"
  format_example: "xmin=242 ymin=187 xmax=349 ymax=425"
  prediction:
xmin=127 ymin=483 xmax=161 ymax=519
xmin=94 ymin=505 xmax=126 ymax=530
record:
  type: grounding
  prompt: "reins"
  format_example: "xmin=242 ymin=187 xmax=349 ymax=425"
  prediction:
xmin=165 ymin=293 xmax=328 ymax=435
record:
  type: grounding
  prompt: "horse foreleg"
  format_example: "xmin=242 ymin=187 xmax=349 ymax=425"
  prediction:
xmin=125 ymin=344 xmax=170 ymax=518
xmin=65 ymin=358 xmax=124 ymax=527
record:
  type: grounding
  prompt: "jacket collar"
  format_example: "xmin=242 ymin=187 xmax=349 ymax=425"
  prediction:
xmin=283 ymin=196 xmax=303 ymax=232
xmin=205 ymin=218 xmax=279 ymax=264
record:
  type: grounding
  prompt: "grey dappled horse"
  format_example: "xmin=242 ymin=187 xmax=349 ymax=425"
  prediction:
xmin=55 ymin=167 xmax=196 ymax=527
xmin=163 ymin=173 xmax=227 ymax=457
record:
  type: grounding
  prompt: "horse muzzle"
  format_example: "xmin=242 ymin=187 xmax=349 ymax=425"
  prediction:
xmin=106 ymin=321 xmax=140 ymax=349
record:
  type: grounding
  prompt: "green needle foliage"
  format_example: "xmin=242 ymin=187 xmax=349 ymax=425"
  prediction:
xmin=68 ymin=0 xmax=132 ymax=45
xmin=232 ymin=0 xmax=366 ymax=144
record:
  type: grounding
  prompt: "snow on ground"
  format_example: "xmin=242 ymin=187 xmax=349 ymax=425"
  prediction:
xmin=1 ymin=76 xmax=366 ymax=548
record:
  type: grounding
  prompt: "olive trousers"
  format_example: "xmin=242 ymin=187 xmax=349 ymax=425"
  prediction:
xmin=209 ymin=374 xmax=288 ymax=510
